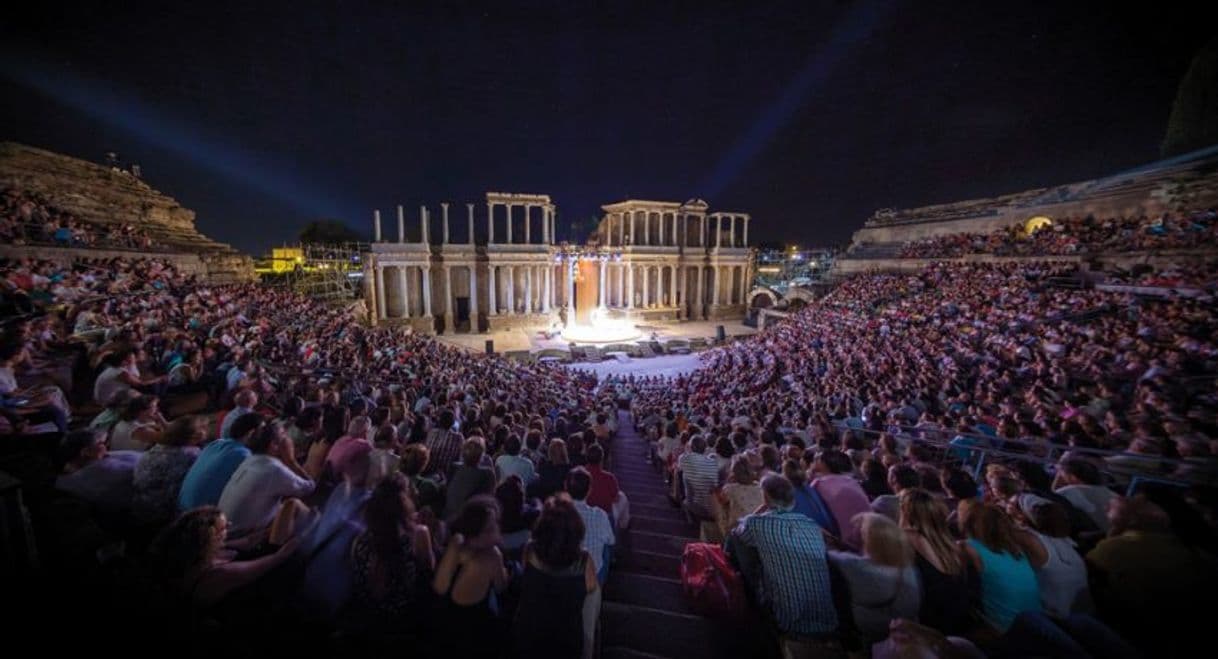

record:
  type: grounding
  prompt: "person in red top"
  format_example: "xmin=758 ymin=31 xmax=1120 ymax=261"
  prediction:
xmin=583 ymin=443 xmax=619 ymax=515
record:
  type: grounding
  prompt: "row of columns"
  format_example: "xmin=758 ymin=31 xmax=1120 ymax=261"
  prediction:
xmin=373 ymin=202 xmax=555 ymax=246
xmin=595 ymin=263 xmax=750 ymax=314
xmin=604 ymin=211 xmax=750 ymax=248
xmin=373 ymin=263 xmax=566 ymax=321
xmin=486 ymin=202 xmax=556 ymax=245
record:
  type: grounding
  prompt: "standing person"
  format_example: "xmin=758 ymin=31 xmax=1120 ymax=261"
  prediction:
xmin=443 ymin=438 xmax=496 ymax=520
xmin=583 ymin=443 xmax=619 ymax=516
xmin=512 ymin=494 xmax=600 ymax=659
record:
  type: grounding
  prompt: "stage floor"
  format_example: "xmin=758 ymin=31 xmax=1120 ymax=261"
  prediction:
xmin=434 ymin=319 xmax=758 ymax=355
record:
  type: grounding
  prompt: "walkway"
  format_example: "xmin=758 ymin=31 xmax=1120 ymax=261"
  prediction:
xmin=599 ymin=411 xmax=765 ymax=659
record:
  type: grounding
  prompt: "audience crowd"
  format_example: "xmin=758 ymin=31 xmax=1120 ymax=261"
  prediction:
xmin=3 ymin=221 xmax=1216 ymax=657
xmin=895 ymin=209 xmax=1218 ymax=258
xmin=2 ymin=189 xmax=156 ymax=250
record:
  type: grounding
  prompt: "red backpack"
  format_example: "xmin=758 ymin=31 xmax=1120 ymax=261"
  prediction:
xmin=680 ymin=542 xmax=747 ymax=618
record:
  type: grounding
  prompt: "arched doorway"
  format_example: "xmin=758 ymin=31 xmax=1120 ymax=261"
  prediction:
xmin=1023 ymin=216 xmax=1053 ymax=236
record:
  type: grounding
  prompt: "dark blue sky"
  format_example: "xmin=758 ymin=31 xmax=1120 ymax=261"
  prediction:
xmin=1 ymin=1 xmax=1213 ymax=254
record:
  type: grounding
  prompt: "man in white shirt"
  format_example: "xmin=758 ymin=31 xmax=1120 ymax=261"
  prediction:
xmin=1053 ymin=458 xmax=1120 ymax=533
xmin=218 ymin=421 xmax=323 ymax=540
xmin=566 ymin=467 xmax=615 ymax=659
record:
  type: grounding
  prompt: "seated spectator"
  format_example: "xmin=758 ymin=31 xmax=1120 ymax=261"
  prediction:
xmin=345 ymin=473 xmax=435 ymax=635
xmin=961 ymin=503 xmax=1042 ymax=636
xmin=443 ymin=437 xmax=495 ymax=520
xmin=1013 ymin=498 xmax=1092 ymax=618
xmin=218 ymin=389 xmax=259 ymax=442
xmin=368 ymin=423 xmax=401 ymax=486
xmin=812 ymin=449 xmax=872 ymax=550
xmin=512 ymin=494 xmax=600 ymax=659
xmin=495 ymin=475 xmax=537 ymax=556
xmin=424 ymin=408 xmax=464 ymax=478
xmin=93 ymin=348 xmax=164 ymax=407
xmin=432 ymin=496 xmax=509 ymax=658
xmin=829 ymin=513 xmax=922 ymax=647
xmin=401 ymin=444 xmax=442 ymax=517
xmin=495 ymin=434 xmax=536 ymax=485
xmin=149 ymin=507 xmax=299 ymax=609
xmin=727 ymin=473 xmax=839 ymax=639
xmin=1086 ymin=496 xmax=1218 ymax=655
xmin=177 ymin=412 xmax=262 ymax=510
xmin=783 ymin=458 xmax=839 ymax=537
xmin=56 ymin=428 xmax=140 ymax=515
xmin=860 ymin=459 xmax=894 ymax=500
xmin=715 ymin=454 xmax=764 ymax=540
xmin=678 ymin=434 xmax=721 ymax=530
xmin=583 ymin=442 xmax=619 ymax=515
xmin=217 ymin=421 xmax=320 ymax=541
xmin=900 ymin=489 xmax=976 ymax=636
xmin=1053 ymin=458 xmax=1119 ymax=534
xmin=534 ymin=438 xmax=573 ymax=501
xmin=871 ymin=463 xmax=919 ymax=522
xmin=132 ymin=415 xmax=205 ymax=526
xmin=109 ymin=394 xmax=166 ymax=452
xmin=566 ymin=467 xmax=615 ymax=584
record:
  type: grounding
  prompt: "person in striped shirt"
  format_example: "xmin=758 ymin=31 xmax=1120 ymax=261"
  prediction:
xmin=729 ymin=473 xmax=838 ymax=637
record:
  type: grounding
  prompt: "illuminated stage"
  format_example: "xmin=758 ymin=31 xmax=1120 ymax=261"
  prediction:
xmin=560 ymin=307 xmax=642 ymax=344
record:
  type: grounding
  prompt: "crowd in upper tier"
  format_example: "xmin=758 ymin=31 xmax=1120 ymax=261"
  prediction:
xmin=893 ymin=209 xmax=1218 ymax=258
xmin=1 ymin=188 xmax=157 ymax=250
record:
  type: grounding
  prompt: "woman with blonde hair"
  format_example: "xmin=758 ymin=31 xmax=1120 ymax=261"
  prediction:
xmin=899 ymin=488 xmax=976 ymax=636
xmin=829 ymin=512 xmax=921 ymax=646
xmin=714 ymin=455 xmax=764 ymax=538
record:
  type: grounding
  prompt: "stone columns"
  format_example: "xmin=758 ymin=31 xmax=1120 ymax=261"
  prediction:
xmin=421 ymin=266 xmax=433 ymax=316
xmin=599 ymin=259 xmax=607 ymax=307
xmin=468 ymin=264 xmax=478 ymax=331
xmin=374 ymin=210 xmax=382 ymax=242
xmin=398 ymin=267 xmax=409 ymax=318
xmin=626 ymin=264 xmax=635 ymax=308
xmin=678 ymin=266 xmax=687 ymax=318
xmin=487 ymin=202 xmax=495 ymax=244
xmin=617 ymin=212 xmax=625 ymax=247
xmin=565 ymin=260 xmax=575 ymax=311
xmin=375 ymin=266 xmax=386 ymax=319
xmin=420 ymin=206 xmax=429 ymax=245
xmin=442 ymin=203 xmax=450 ymax=244
xmin=659 ymin=213 xmax=666 ymax=245
xmin=643 ymin=265 xmax=651 ymax=307
xmin=506 ymin=205 xmax=514 ymax=244
xmin=523 ymin=205 xmax=531 ymax=244
xmin=669 ymin=265 xmax=677 ymax=308
xmin=504 ymin=266 xmax=515 ymax=315
xmin=542 ymin=265 xmax=551 ymax=312
xmin=628 ymin=211 xmax=635 ymax=245
xmin=711 ymin=265 xmax=720 ymax=306
xmin=729 ymin=215 xmax=736 ymax=248
xmin=468 ymin=204 xmax=476 ymax=245
xmin=742 ymin=217 xmax=749 ymax=247
xmin=715 ymin=216 xmax=722 ymax=248
xmin=397 ymin=205 xmax=405 ymax=243
xmin=443 ymin=266 xmax=453 ymax=330
xmin=673 ymin=214 xmax=680 ymax=247
xmin=488 ymin=265 xmax=498 ymax=316
xmin=542 ymin=207 xmax=549 ymax=243
xmin=524 ymin=266 xmax=533 ymax=314
xmin=693 ymin=266 xmax=703 ymax=319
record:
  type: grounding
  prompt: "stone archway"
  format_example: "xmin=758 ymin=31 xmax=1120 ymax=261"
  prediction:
xmin=784 ymin=286 xmax=816 ymax=306
xmin=1023 ymin=216 xmax=1053 ymax=236
xmin=748 ymin=286 xmax=779 ymax=309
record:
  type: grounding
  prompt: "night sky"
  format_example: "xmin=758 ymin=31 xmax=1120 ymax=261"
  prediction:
xmin=1 ymin=1 xmax=1213 ymax=255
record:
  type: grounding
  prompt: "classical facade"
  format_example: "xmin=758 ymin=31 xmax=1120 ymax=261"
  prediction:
xmin=364 ymin=193 xmax=754 ymax=333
